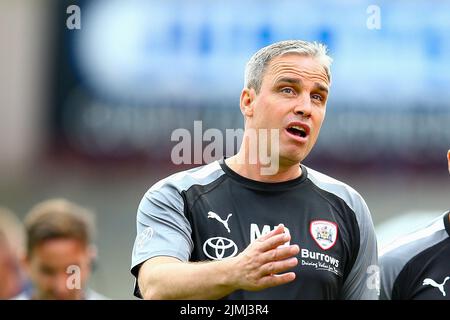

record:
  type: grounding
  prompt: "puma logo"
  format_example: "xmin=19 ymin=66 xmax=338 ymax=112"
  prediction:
xmin=207 ymin=211 xmax=232 ymax=233
xmin=423 ymin=276 xmax=450 ymax=297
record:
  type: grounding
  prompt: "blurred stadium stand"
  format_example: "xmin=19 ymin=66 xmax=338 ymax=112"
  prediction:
xmin=0 ymin=0 xmax=448 ymax=298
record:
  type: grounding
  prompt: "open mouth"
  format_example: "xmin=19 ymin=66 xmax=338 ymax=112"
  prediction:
xmin=286 ymin=125 xmax=308 ymax=138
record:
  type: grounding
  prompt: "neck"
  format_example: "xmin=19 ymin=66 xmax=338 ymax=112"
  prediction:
xmin=225 ymin=145 xmax=302 ymax=183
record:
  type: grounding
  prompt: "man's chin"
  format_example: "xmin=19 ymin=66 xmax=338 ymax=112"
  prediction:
xmin=279 ymin=148 xmax=309 ymax=165
xmin=279 ymin=153 xmax=307 ymax=167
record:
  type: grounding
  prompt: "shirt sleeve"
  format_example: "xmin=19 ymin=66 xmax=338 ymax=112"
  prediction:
xmin=341 ymin=195 xmax=379 ymax=300
xmin=379 ymin=253 xmax=402 ymax=300
xmin=130 ymin=180 xmax=193 ymax=297
xmin=379 ymin=212 xmax=449 ymax=300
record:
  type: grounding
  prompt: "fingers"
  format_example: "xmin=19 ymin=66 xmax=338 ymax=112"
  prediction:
xmin=257 ymin=224 xmax=286 ymax=242
xmin=259 ymin=244 xmax=300 ymax=264
xmin=258 ymin=272 xmax=297 ymax=289
xmin=235 ymin=225 xmax=299 ymax=292
xmin=258 ymin=231 xmax=291 ymax=252
xmin=259 ymin=257 xmax=298 ymax=277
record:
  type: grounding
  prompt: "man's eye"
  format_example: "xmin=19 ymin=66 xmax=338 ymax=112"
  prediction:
xmin=40 ymin=267 xmax=55 ymax=276
xmin=311 ymin=94 xmax=323 ymax=101
xmin=281 ymin=88 xmax=295 ymax=94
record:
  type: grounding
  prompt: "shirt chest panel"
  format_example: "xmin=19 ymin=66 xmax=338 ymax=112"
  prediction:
xmin=184 ymin=183 xmax=355 ymax=296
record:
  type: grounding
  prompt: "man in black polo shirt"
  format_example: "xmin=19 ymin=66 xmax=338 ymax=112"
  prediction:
xmin=131 ymin=40 xmax=378 ymax=300
xmin=380 ymin=150 xmax=450 ymax=300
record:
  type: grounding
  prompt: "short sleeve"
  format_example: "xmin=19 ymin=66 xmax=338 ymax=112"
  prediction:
xmin=130 ymin=181 xmax=193 ymax=297
xmin=341 ymin=195 xmax=379 ymax=300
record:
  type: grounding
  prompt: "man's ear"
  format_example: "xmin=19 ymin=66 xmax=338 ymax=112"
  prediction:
xmin=89 ymin=245 xmax=97 ymax=259
xmin=87 ymin=245 xmax=98 ymax=271
xmin=240 ymin=88 xmax=256 ymax=117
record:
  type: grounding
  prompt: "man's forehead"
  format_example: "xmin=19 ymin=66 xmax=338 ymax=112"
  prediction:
xmin=265 ymin=54 xmax=329 ymax=85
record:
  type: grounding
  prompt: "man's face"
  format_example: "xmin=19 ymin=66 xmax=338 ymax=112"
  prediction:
xmin=25 ymin=238 xmax=93 ymax=300
xmin=243 ymin=54 xmax=329 ymax=167
xmin=0 ymin=240 xmax=22 ymax=299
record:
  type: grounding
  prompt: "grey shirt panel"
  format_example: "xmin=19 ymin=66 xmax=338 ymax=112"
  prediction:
xmin=305 ymin=166 xmax=379 ymax=300
xmin=131 ymin=161 xmax=225 ymax=274
xmin=379 ymin=213 xmax=448 ymax=300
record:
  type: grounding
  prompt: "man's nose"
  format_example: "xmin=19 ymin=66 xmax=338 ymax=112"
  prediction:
xmin=54 ymin=274 xmax=70 ymax=297
xmin=293 ymin=93 xmax=312 ymax=117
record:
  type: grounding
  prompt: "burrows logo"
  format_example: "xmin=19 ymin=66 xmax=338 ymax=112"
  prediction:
xmin=301 ymin=248 xmax=341 ymax=276
xmin=310 ymin=220 xmax=338 ymax=250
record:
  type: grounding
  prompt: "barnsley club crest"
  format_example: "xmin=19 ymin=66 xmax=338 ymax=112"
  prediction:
xmin=310 ymin=220 xmax=338 ymax=250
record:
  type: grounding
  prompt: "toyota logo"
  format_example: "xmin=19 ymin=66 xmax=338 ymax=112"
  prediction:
xmin=203 ymin=237 xmax=238 ymax=260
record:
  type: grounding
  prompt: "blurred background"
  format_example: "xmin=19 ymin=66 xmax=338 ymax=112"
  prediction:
xmin=0 ymin=0 xmax=449 ymax=299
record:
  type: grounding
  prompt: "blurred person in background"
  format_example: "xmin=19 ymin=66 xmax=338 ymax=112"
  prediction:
xmin=0 ymin=207 xmax=28 ymax=299
xmin=131 ymin=40 xmax=378 ymax=300
xmin=13 ymin=199 xmax=107 ymax=300
xmin=379 ymin=150 xmax=450 ymax=300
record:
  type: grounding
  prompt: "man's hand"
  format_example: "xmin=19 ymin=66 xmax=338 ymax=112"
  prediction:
xmin=229 ymin=224 xmax=300 ymax=291
xmin=138 ymin=224 xmax=300 ymax=299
